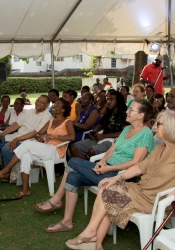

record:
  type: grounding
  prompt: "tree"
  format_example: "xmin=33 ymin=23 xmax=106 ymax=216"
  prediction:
xmin=0 ymin=55 xmax=12 ymax=77
xmin=81 ymin=56 xmax=102 ymax=78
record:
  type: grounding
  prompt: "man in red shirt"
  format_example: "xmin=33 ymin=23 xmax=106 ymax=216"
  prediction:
xmin=140 ymin=55 xmax=166 ymax=95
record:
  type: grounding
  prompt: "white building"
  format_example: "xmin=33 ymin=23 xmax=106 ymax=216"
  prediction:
xmin=11 ymin=52 xmax=135 ymax=73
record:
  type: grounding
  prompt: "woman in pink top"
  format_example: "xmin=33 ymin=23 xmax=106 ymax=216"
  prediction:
xmin=0 ymin=98 xmax=75 ymax=199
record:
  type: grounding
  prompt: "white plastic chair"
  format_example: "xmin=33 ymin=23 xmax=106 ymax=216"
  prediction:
xmin=84 ymin=151 xmax=117 ymax=244
xmin=34 ymin=141 xmax=70 ymax=196
xmin=153 ymin=193 xmax=175 ymax=250
xmin=130 ymin=187 xmax=175 ymax=250
xmin=81 ymin=129 xmax=103 ymax=140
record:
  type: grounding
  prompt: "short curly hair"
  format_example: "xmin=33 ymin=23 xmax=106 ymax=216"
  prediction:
xmin=56 ymin=98 xmax=71 ymax=117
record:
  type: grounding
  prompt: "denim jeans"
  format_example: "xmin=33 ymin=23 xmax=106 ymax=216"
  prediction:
xmin=2 ymin=140 xmax=21 ymax=167
xmin=65 ymin=158 xmax=118 ymax=193
xmin=0 ymin=136 xmax=7 ymax=153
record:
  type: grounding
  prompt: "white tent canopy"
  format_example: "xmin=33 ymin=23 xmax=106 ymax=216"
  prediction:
xmin=0 ymin=0 xmax=175 ymax=58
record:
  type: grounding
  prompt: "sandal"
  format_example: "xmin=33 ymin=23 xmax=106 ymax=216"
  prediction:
xmin=46 ymin=221 xmax=74 ymax=233
xmin=12 ymin=191 xmax=30 ymax=199
xmin=35 ymin=199 xmax=62 ymax=212
xmin=1 ymin=178 xmax=10 ymax=183
xmin=0 ymin=171 xmax=9 ymax=179
xmin=66 ymin=235 xmax=96 ymax=250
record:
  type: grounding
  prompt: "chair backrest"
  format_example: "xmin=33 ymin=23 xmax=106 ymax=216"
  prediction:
xmin=155 ymin=195 xmax=175 ymax=231
xmin=150 ymin=187 xmax=175 ymax=226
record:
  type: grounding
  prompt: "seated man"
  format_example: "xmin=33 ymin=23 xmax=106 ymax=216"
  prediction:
xmin=70 ymin=91 xmax=128 ymax=160
xmin=0 ymin=95 xmax=52 ymax=180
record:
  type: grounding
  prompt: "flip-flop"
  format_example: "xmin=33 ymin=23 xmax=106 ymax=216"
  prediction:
xmin=46 ymin=221 xmax=74 ymax=233
xmin=12 ymin=191 xmax=30 ymax=199
xmin=35 ymin=199 xmax=62 ymax=213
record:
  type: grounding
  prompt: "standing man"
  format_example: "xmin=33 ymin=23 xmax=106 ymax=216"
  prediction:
xmin=93 ymin=78 xmax=103 ymax=90
xmin=140 ymin=54 xmax=168 ymax=95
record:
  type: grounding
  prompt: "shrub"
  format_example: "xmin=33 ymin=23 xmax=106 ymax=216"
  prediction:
xmin=0 ymin=77 xmax=82 ymax=94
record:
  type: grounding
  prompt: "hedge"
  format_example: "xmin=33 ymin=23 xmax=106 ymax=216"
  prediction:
xmin=0 ymin=77 xmax=82 ymax=94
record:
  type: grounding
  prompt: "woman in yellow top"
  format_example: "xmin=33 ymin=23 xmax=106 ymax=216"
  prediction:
xmin=62 ymin=89 xmax=82 ymax=124
xmin=0 ymin=98 xmax=75 ymax=199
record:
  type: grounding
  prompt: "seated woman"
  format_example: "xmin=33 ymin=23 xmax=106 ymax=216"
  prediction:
xmin=21 ymin=92 xmax=31 ymax=105
xmin=0 ymin=98 xmax=75 ymax=198
xmin=35 ymin=100 xmax=156 ymax=234
xmin=77 ymin=86 xmax=90 ymax=106
xmin=62 ymin=89 xmax=82 ymax=124
xmin=75 ymin=92 xmax=100 ymax=141
xmin=94 ymin=90 xmax=107 ymax=117
xmin=66 ymin=110 xmax=175 ymax=250
xmin=145 ymin=84 xmax=154 ymax=100
xmin=0 ymin=95 xmax=11 ymax=125
xmin=149 ymin=93 xmax=165 ymax=112
xmin=120 ymin=86 xmax=133 ymax=106
xmin=127 ymin=83 xmax=146 ymax=107
xmin=5 ymin=98 xmax=26 ymax=125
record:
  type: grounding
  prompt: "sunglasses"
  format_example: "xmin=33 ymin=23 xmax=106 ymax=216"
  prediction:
xmin=157 ymin=121 xmax=163 ymax=127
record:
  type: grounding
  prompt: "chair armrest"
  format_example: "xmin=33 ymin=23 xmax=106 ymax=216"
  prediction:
xmin=82 ymin=130 xmax=91 ymax=140
xmin=90 ymin=153 xmax=105 ymax=162
xmin=98 ymin=138 xmax=115 ymax=144
xmin=55 ymin=141 xmax=70 ymax=148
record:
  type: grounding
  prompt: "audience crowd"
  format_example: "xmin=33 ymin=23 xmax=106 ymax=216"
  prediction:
xmin=0 ymin=78 xmax=175 ymax=250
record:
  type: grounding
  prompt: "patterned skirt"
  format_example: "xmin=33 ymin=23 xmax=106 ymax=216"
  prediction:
xmin=102 ymin=180 xmax=145 ymax=229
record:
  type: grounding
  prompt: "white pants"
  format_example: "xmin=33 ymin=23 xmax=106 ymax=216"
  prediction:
xmin=14 ymin=140 xmax=60 ymax=175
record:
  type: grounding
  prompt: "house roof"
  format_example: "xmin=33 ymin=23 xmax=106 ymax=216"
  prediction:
xmin=0 ymin=0 xmax=174 ymax=58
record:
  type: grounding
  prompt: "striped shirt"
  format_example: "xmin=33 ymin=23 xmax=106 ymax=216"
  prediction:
xmin=107 ymin=125 xmax=154 ymax=166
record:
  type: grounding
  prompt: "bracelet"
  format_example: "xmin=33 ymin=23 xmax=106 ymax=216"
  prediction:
xmin=36 ymin=134 xmax=40 ymax=139
xmin=119 ymin=174 xmax=125 ymax=180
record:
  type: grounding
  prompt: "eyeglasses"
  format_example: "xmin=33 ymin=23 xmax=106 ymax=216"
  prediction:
xmin=127 ymin=107 xmax=139 ymax=113
xmin=156 ymin=121 xmax=163 ymax=127
xmin=153 ymin=98 xmax=163 ymax=103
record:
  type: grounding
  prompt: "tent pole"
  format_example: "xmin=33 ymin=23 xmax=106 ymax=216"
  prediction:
xmin=168 ymin=0 xmax=173 ymax=89
xmin=50 ymin=43 xmax=55 ymax=88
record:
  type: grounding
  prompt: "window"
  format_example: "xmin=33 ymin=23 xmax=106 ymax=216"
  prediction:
xmin=54 ymin=57 xmax=64 ymax=62
xmin=36 ymin=61 xmax=42 ymax=66
xmin=14 ymin=56 xmax=20 ymax=62
xmin=33 ymin=56 xmax=44 ymax=61
xmin=72 ymin=54 xmax=83 ymax=62
xmin=111 ymin=58 xmax=116 ymax=68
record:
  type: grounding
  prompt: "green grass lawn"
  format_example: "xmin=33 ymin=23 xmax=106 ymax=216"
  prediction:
xmin=0 ymin=176 xmax=141 ymax=250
